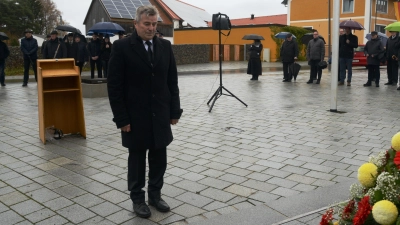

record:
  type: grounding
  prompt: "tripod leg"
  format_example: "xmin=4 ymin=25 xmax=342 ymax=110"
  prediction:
xmin=222 ymin=86 xmax=248 ymax=107
xmin=207 ymin=88 xmax=220 ymax=105
xmin=208 ymin=87 xmax=221 ymax=112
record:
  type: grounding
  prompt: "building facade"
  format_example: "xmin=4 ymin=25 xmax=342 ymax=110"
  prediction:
xmin=285 ymin=0 xmax=398 ymax=44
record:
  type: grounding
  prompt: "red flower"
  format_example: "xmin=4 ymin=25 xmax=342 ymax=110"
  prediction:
xmin=342 ymin=199 xmax=355 ymax=220
xmin=353 ymin=196 xmax=372 ymax=225
xmin=320 ymin=208 xmax=334 ymax=225
xmin=394 ymin=151 xmax=400 ymax=169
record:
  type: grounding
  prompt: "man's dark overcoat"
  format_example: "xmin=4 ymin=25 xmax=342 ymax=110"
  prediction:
xmin=107 ymin=32 xmax=183 ymax=150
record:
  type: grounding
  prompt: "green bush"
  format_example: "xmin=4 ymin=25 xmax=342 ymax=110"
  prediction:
xmin=270 ymin=26 xmax=312 ymax=62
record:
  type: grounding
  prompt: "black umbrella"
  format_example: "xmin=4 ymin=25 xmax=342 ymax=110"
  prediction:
xmin=339 ymin=19 xmax=364 ymax=30
xmin=0 ymin=32 xmax=9 ymax=41
xmin=300 ymin=33 xmax=326 ymax=45
xmin=55 ymin=24 xmax=82 ymax=34
xmin=242 ymin=34 xmax=265 ymax=40
xmin=289 ymin=62 xmax=301 ymax=81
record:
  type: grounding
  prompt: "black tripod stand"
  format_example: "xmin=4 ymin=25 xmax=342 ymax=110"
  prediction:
xmin=207 ymin=13 xmax=247 ymax=112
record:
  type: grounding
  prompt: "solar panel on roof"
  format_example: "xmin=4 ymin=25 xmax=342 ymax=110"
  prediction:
xmin=101 ymin=0 xmax=162 ymax=21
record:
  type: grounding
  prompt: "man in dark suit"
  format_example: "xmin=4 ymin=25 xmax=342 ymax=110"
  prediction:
xmin=107 ymin=5 xmax=183 ymax=218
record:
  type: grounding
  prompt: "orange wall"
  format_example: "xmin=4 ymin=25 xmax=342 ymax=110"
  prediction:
xmin=174 ymin=26 xmax=278 ymax=61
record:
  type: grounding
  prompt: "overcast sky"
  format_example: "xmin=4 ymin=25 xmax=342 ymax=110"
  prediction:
xmin=52 ymin=0 xmax=287 ymax=34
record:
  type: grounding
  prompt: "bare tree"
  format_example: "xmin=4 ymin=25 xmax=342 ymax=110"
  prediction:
xmin=38 ymin=0 xmax=67 ymax=35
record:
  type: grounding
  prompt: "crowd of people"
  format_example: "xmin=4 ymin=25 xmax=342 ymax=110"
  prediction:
xmin=247 ymin=28 xmax=400 ymax=88
xmin=0 ymin=28 xmax=165 ymax=86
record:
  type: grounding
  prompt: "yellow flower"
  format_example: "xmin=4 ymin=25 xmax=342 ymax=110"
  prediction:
xmin=392 ymin=132 xmax=400 ymax=151
xmin=358 ymin=163 xmax=378 ymax=188
xmin=333 ymin=221 xmax=339 ymax=225
xmin=372 ymin=200 xmax=398 ymax=225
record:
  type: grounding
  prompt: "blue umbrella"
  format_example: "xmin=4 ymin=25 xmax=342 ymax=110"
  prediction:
xmin=365 ymin=32 xmax=388 ymax=46
xmin=88 ymin=22 xmax=125 ymax=34
xmin=87 ymin=31 xmax=115 ymax=37
xmin=275 ymin=32 xmax=296 ymax=39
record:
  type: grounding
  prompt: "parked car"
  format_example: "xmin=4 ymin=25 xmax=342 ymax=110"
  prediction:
xmin=352 ymin=45 xmax=367 ymax=67
xmin=352 ymin=44 xmax=387 ymax=67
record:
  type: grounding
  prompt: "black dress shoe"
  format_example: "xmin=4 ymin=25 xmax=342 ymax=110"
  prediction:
xmin=397 ymin=86 xmax=400 ymax=90
xmin=148 ymin=197 xmax=170 ymax=212
xmin=363 ymin=82 xmax=371 ymax=87
xmin=306 ymin=80 xmax=313 ymax=84
xmin=133 ymin=202 xmax=151 ymax=218
xmin=282 ymin=79 xmax=290 ymax=82
xmin=22 ymin=83 xmax=27 ymax=87
xmin=384 ymin=82 xmax=393 ymax=85
xmin=1 ymin=83 xmax=5 ymax=87
xmin=376 ymin=83 xmax=379 ymax=87
xmin=315 ymin=80 xmax=320 ymax=84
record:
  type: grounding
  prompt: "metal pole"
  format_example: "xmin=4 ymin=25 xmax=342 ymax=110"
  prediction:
xmin=330 ymin=0 xmax=340 ymax=112
xmin=328 ymin=0 xmax=331 ymax=71
xmin=375 ymin=0 xmax=378 ymax=31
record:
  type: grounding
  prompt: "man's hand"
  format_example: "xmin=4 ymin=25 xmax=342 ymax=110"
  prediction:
xmin=366 ymin=54 xmax=369 ymax=57
xmin=294 ymin=57 xmax=297 ymax=60
xmin=170 ymin=119 xmax=179 ymax=125
xmin=121 ymin=124 xmax=131 ymax=132
xmin=346 ymin=39 xmax=350 ymax=44
xmin=91 ymin=57 xmax=96 ymax=60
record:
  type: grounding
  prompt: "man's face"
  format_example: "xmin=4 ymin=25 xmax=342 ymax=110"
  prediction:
xmin=68 ymin=36 xmax=73 ymax=42
xmin=345 ymin=28 xmax=351 ymax=34
xmin=134 ymin=14 xmax=158 ymax=41
xmin=391 ymin=31 xmax=397 ymax=36
xmin=75 ymin=37 xmax=80 ymax=42
xmin=287 ymin=36 xmax=292 ymax=41
xmin=372 ymin=34 xmax=377 ymax=39
xmin=25 ymin=32 xmax=32 ymax=38
xmin=51 ymin=34 xmax=57 ymax=40
xmin=92 ymin=35 xmax=98 ymax=40
xmin=313 ymin=32 xmax=318 ymax=38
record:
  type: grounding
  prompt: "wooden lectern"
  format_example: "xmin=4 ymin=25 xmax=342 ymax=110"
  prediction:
xmin=37 ymin=59 xmax=86 ymax=144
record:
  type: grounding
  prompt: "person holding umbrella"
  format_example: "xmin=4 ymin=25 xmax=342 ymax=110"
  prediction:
xmin=385 ymin=31 xmax=400 ymax=85
xmin=20 ymin=29 xmax=38 ymax=86
xmin=339 ymin=27 xmax=358 ymax=86
xmin=280 ymin=33 xmax=299 ymax=82
xmin=247 ymin=40 xmax=263 ymax=80
xmin=0 ymin=36 xmax=10 ymax=87
xmin=73 ymin=35 xmax=89 ymax=75
xmin=88 ymin=32 xmax=102 ymax=79
xmin=101 ymin=35 xmax=112 ymax=78
xmin=306 ymin=30 xmax=325 ymax=84
xmin=363 ymin=31 xmax=384 ymax=87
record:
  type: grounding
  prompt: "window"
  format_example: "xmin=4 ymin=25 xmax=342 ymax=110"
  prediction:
xmin=303 ymin=26 xmax=313 ymax=30
xmin=343 ymin=0 xmax=354 ymax=13
xmin=377 ymin=0 xmax=388 ymax=14
xmin=375 ymin=25 xmax=386 ymax=33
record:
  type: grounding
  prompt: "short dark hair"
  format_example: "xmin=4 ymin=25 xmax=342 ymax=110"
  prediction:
xmin=286 ymin=33 xmax=292 ymax=38
xmin=371 ymin=31 xmax=378 ymax=36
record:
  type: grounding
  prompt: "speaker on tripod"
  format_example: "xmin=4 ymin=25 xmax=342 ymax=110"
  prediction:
xmin=207 ymin=13 xmax=247 ymax=112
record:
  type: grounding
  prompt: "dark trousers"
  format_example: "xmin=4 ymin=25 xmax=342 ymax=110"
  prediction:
xmin=23 ymin=58 xmax=37 ymax=83
xmin=0 ymin=60 xmax=5 ymax=84
xmin=387 ymin=59 xmax=398 ymax=83
xmin=75 ymin=61 xmax=84 ymax=75
xmin=90 ymin=59 xmax=102 ymax=79
xmin=309 ymin=60 xmax=322 ymax=81
xmin=339 ymin=58 xmax=353 ymax=82
xmin=282 ymin=62 xmax=292 ymax=80
xmin=128 ymin=147 xmax=167 ymax=203
xmin=102 ymin=60 xmax=109 ymax=78
xmin=368 ymin=65 xmax=380 ymax=84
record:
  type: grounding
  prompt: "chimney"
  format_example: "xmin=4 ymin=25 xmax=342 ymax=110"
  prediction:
xmin=251 ymin=14 xmax=254 ymax=20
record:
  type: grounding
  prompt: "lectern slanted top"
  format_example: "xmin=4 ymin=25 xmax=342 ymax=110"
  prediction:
xmin=37 ymin=59 xmax=86 ymax=144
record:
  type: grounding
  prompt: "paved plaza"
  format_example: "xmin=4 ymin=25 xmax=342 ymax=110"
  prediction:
xmin=0 ymin=62 xmax=399 ymax=224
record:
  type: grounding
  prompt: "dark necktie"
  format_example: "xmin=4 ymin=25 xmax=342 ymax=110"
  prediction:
xmin=145 ymin=41 xmax=153 ymax=63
